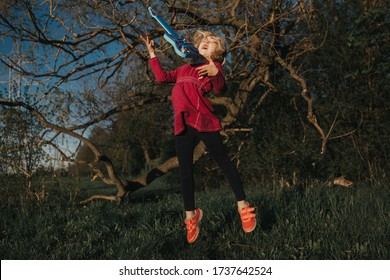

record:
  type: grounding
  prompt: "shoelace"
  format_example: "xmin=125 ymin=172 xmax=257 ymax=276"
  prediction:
xmin=240 ymin=207 xmax=256 ymax=221
xmin=185 ymin=217 xmax=198 ymax=231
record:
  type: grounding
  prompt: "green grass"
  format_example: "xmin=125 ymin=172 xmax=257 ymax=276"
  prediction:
xmin=1 ymin=176 xmax=389 ymax=259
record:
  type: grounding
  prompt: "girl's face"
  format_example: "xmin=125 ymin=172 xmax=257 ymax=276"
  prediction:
xmin=198 ymin=36 xmax=218 ymax=59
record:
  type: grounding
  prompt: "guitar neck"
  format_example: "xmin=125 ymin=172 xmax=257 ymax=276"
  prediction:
xmin=148 ymin=7 xmax=182 ymax=40
xmin=148 ymin=7 xmax=201 ymax=59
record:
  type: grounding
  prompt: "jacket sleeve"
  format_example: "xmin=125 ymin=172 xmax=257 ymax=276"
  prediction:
xmin=209 ymin=62 xmax=226 ymax=95
xmin=148 ymin=57 xmax=178 ymax=83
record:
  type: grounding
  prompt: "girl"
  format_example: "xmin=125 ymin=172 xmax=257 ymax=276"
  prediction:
xmin=141 ymin=31 xmax=256 ymax=243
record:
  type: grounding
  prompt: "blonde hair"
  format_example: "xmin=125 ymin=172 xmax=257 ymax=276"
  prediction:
xmin=193 ymin=30 xmax=226 ymax=64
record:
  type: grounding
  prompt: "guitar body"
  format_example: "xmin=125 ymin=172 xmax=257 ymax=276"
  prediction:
xmin=163 ymin=33 xmax=199 ymax=58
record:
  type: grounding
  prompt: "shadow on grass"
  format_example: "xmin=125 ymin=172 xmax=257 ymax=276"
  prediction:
xmin=259 ymin=206 xmax=277 ymax=232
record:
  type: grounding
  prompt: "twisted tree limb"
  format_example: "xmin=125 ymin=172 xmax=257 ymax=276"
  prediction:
xmin=274 ymin=55 xmax=328 ymax=154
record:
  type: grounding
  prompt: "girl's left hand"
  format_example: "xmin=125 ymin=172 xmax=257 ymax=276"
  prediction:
xmin=196 ymin=60 xmax=219 ymax=79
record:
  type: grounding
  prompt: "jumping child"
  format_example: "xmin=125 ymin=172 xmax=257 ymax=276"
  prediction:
xmin=141 ymin=31 xmax=256 ymax=243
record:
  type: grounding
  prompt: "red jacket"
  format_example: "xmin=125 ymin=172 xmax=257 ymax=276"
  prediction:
xmin=149 ymin=57 xmax=225 ymax=135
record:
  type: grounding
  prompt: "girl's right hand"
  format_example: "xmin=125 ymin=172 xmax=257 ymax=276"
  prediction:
xmin=140 ymin=35 xmax=156 ymax=58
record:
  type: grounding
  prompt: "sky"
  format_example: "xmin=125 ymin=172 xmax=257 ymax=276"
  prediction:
xmin=0 ymin=2 xmax=138 ymax=170
xmin=0 ymin=38 xmax=13 ymax=96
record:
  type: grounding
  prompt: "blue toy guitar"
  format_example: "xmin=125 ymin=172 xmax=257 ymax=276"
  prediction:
xmin=148 ymin=7 xmax=201 ymax=59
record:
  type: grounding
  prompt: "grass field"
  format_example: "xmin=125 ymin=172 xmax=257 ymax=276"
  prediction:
xmin=1 ymin=176 xmax=389 ymax=260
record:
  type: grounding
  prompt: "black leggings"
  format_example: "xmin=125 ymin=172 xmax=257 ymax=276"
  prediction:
xmin=175 ymin=126 xmax=246 ymax=211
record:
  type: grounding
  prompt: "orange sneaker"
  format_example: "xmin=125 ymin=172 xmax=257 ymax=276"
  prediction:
xmin=184 ymin=208 xmax=203 ymax=243
xmin=238 ymin=205 xmax=256 ymax=233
